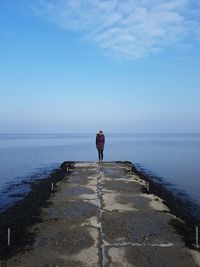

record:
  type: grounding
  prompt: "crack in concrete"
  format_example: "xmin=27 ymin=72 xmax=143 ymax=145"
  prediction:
xmin=96 ymin=164 xmax=108 ymax=267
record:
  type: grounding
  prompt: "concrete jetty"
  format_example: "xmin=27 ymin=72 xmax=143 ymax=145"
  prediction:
xmin=4 ymin=162 xmax=200 ymax=266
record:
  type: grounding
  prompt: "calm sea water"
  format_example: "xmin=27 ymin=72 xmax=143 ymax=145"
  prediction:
xmin=0 ymin=133 xmax=200 ymax=209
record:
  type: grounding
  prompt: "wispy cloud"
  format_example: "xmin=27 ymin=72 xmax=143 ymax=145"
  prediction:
xmin=29 ymin=0 xmax=200 ymax=59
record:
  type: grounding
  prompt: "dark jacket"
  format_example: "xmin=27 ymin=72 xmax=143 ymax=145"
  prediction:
xmin=96 ymin=133 xmax=105 ymax=150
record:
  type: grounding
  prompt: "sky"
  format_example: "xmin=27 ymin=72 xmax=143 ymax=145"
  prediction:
xmin=0 ymin=0 xmax=200 ymax=133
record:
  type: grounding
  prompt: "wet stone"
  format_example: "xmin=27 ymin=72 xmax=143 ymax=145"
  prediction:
xmin=63 ymin=186 xmax=95 ymax=196
xmin=54 ymin=226 xmax=95 ymax=255
xmin=103 ymin=180 xmax=141 ymax=193
xmin=102 ymin=210 xmax=179 ymax=244
xmin=124 ymin=246 xmax=197 ymax=267
xmin=44 ymin=200 xmax=98 ymax=224
xmin=64 ymin=200 xmax=98 ymax=221
xmin=115 ymin=194 xmax=152 ymax=210
xmin=68 ymin=174 xmax=91 ymax=185
xmin=41 ymin=259 xmax=85 ymax=267
xmin=34 ymin=224 xmax=95 ymax=255
xmin=6 ymin=256 xmax=85 ymax=267
xmin=101 ymin=168 xmax=127 ymax=180
xmin=101 ymin=165 xmax=127 ymax=178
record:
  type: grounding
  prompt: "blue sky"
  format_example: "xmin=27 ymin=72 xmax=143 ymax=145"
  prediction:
xmin=1 ymin=0 xmax=200 ymax=133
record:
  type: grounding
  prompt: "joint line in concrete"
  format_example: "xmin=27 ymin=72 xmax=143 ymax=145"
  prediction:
xmin=96 ymin=164 xmax=108 ymax=267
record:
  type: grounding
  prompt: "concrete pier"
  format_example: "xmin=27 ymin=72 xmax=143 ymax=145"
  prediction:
xmin=4 ymin=162 xmax=200 ymax=266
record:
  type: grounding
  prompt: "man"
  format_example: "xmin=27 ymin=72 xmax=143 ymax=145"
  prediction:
xmin=96 ymin=130 xmax=105 ymax=162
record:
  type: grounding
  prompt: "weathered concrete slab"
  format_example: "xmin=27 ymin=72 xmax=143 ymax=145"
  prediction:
xmin=107 ymin=246 xmax=197 ymax=267
xmin=4 ymin=162 xmax=200 ymax=267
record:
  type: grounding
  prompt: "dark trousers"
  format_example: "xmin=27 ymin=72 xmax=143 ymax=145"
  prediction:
xmin=98 ymin=149 xmax=104 ymax=161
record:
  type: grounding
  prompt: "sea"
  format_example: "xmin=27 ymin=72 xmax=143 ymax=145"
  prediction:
xmin=0 ymin=133 xmax=200 ymax=211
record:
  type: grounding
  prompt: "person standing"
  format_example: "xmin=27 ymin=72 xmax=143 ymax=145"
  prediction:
xmin=96 ymin=130 xmax=105 ymax=162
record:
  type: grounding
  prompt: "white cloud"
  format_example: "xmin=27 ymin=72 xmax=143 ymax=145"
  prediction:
xmin=29 ymin=0 xmax=200 ymax=60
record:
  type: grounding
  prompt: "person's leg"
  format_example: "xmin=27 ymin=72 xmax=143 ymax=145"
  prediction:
xmin=101 ymin=149 xmax=104 ymax=161
xmin=98 ymin=149 xmax=101 ymax=161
